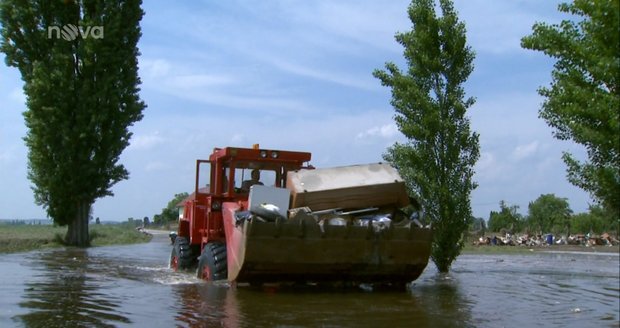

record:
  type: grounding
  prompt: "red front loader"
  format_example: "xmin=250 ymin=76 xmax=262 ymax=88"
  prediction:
xmin=170 ymin=145 xmax=432 ymax=286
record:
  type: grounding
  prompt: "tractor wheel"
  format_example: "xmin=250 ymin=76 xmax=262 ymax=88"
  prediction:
xmin=170 ymin=237 xmax=194 ymax=271
xmin=197 ymin=242 xmax=227 ymax=281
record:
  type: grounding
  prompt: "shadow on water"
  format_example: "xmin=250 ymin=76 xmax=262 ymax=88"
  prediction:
xmin=169 ymin=274 xmax=474 ymax=328
xmin=14 ymin=248 xmax=131 ymax=328
xmin=408 ymin=273 xmax=476 ymax=328
xmin=172 ymin=282 xmax=234 ymax=327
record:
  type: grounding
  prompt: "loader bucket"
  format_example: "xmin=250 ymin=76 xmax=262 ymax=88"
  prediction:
xmin=222 ymin=163 xmax=433 ymax=285
xmin=223 ymin=207 xmax=432 ymax=284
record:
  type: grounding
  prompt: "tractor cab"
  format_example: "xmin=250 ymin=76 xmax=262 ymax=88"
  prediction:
xmin=173 ymin=145 xmax=312 ymax=272
xmin=198 ymin=145 xmax=312 ymax=198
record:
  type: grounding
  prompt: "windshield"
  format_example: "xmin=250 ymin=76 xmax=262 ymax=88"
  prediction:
xmin=233 ymin=168 xmax=276 ymax=192
xmin=222 ymin=161 xmax=284 ymax=194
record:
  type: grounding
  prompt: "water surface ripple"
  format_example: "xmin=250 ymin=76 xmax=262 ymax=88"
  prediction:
xmin=0 ymin=233 xmax=617 ymax=327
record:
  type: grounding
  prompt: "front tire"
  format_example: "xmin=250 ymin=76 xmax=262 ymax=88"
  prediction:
xmin=197 ymin=242 xmax=227 ymax=281
xmin=170 ymin=237 xmax=194 ymax=271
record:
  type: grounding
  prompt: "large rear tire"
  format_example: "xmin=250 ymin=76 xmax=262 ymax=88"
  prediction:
xmin=170 ymin=237 xmax=194 ymax=271
xmin=197 ymin=242 xmax=227 ymax=281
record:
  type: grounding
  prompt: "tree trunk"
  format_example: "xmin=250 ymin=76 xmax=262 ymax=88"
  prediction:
xmin=65 ymin=201 xmax=91 ymax=247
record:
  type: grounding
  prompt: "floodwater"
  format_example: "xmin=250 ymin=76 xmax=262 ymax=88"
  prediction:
xmin=1 ymin=232 xmax=618 ymax=328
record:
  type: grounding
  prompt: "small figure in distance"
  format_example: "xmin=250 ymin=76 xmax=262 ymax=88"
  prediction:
xmin=241 ymin=169 xmax=263 ymax=192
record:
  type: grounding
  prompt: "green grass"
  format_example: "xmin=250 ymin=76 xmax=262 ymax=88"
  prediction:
xmin=89 ymin=224 xmax=152 ymax=246
xmin=0 ymin=224 xmax=152 ymax=254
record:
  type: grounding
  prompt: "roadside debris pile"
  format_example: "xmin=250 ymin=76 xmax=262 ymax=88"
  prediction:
xmin=134 ymin=227 xmax=152 ymax=236
xmin=472 ymin=232 xmax=619 ymax=247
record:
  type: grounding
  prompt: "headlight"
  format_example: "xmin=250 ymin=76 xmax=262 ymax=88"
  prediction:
xmin=259 ymin=150 xmax=268 ymax=158
xmin=270 ymin=151 xmax=279 ymax=158
xmin=211 ymin=201 xmax=221 ymax=210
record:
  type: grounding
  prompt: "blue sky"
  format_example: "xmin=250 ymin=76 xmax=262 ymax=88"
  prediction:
xmin=0 ymin=0 xmax=592 ymax=221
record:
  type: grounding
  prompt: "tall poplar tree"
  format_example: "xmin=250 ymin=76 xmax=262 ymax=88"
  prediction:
xmin=521 ymin=0 xmax=620 ymax=219
xmin=374 ymin=0 xmax=479 ymax=272
xmin=0 ymin=0 xmax=146 ymax=246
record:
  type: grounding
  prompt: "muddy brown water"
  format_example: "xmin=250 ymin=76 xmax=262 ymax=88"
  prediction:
xmin=0 ymin=232 xmax=618 ymax=328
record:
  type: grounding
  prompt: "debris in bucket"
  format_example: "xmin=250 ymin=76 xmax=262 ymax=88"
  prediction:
xmin=355 ymin=214 xmax=392 ymax=232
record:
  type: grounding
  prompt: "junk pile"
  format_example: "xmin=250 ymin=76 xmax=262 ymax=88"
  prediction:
xmin=472 ymin=232 xmax=619 ymax=247
xmin=233 ymin=163 xmax=425 ymax=233
xmin=234 ymin=204 xmax=420 ymax=235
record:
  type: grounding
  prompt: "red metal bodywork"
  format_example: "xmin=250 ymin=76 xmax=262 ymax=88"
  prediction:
xmin=177 ymin=146 xmax=312 ymax=254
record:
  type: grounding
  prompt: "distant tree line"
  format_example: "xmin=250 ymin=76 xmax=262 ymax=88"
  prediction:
xmin=93 ymin=193 xmax=187 ymax=229
xmin=472 ymin=194 xmax=617 ymax=236
xmin=153 ymin=193 xmax=189 ymax=225
xmin=0 ymin=219 xmax=48 ymax=226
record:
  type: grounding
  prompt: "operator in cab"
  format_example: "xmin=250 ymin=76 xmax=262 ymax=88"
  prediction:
xmin=241 ymin=169 xmax=263 ymax=192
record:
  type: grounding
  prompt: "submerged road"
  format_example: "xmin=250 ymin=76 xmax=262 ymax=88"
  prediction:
xmin=0 ymin=231 xmax=618 ymax=327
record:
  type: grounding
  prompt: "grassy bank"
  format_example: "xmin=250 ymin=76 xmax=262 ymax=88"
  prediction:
xmin=0 ymin=224 xmax=152 ymax=254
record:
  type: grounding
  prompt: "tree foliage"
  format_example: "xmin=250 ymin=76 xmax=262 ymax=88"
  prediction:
xmin=374 ymin=0 xmax=479 ymax=273
xmin=0 ymin=0 xmax=146 ymax=246
xmin=527 ymin=194 xmax=573 ymax=234
xmin=487 ymin=201 xmax=523 ymax=233
xmin=154 ymin=193 xmax=189 ymax=224
xmin=521 ymin=0 xmax=620 ymax=219
xmin=571 ymin=204 xmax=617 ymax=234
xmin=571 ymin=211 xmax=604 ymax=235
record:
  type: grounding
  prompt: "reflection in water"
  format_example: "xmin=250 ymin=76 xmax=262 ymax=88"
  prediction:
xmin=16 ymin=248 xmax=130 ymax=327
xmin=170 ymin=277 xmax=474 ymax=328
xmin=173 ymin=283 xmax=231 ymax=327
xmin=408 ymin=273 xmax=475 ymax=327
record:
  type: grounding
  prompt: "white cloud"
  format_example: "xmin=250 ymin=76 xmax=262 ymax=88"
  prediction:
xmin=145 ymin=161 xmax=168 ymax=172
xmin=230 ymin=133 xmax=246 ymax=145
xmin=140 ymin=57 xmax=236 ymax=91
xmin=139 ymin=58 xmax=171 ymax=78
xmin=512 ymin=140 xmax=540 ymax=160
xmin=356 ymin=123 xmax=399 ymax=140
xmin=9 ymin=87 xmax=25 ymax=103
xmin=476 ymin=152 xmax=496 ymax=172
xmin=168 ymin=91 xmax=310 ymax=114
xmin=138 ymin=57 xmax=311 ymax=114
xmin=129 ymin=132 xmax=165 ymax=151
xmin=269 ymin=60 xmax=378 ymax=91
xmin=285 ymin=1 xmax=410 ymax=53
xmin=0 ymin=148 xmax=15 ymax=164
xmin=166 ymin=74 xmax=237 ymax=90
xmin=474 ymin=151 xmax=512 ymax=184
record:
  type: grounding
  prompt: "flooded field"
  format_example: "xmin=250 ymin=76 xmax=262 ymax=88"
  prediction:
xmin=0 ymin=232 xmax=618 ymax=327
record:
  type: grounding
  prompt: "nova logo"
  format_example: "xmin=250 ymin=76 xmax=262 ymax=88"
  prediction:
xmin=47 ymin=24 xmax=104 ymax=41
